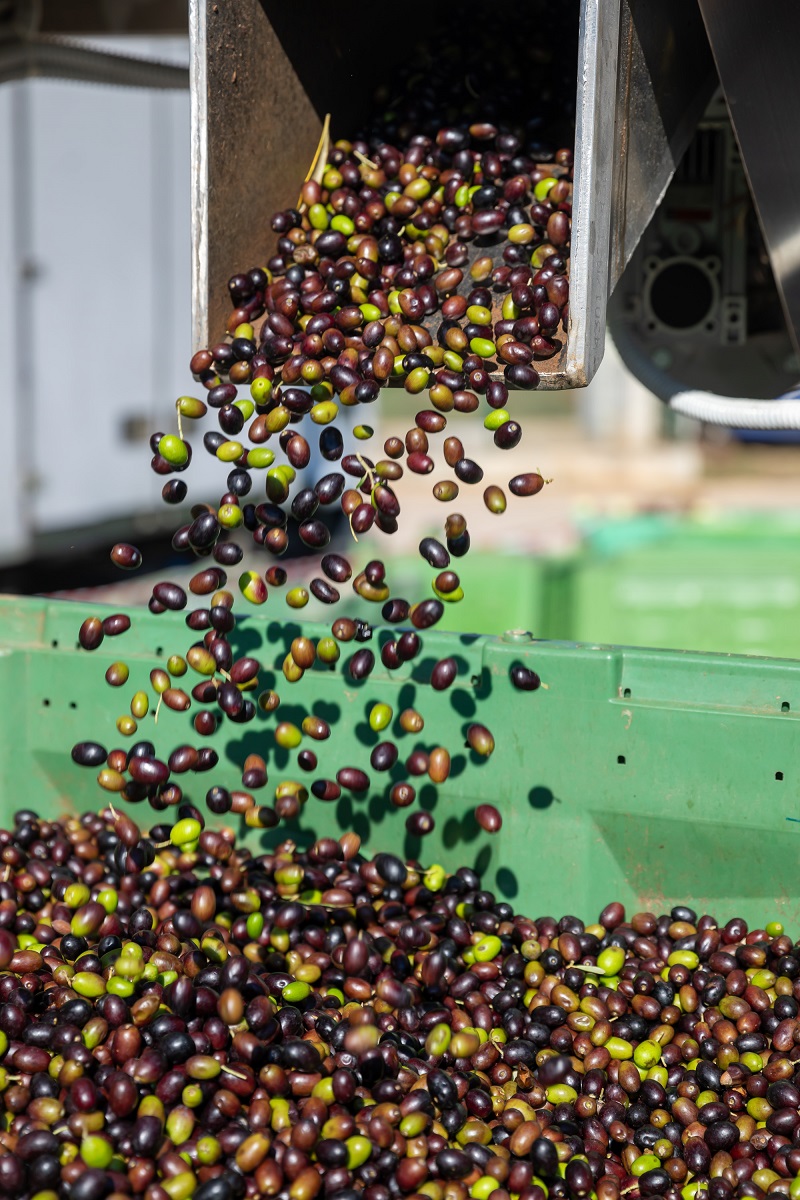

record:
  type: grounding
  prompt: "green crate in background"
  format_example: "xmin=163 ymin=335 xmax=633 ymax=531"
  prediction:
xmin=355 ymin=553 xmax=551 ymax=638
xmin=553 ymin=514 xmax=800 ymax=659
xmin=336 ymin=514 xmax=800 ymax=656
xmin=4 ymin=594 xmax=800 ymax=929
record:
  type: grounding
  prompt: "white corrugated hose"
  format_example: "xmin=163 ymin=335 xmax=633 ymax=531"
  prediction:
xmin=667 ymin=389 xmax=800 ymax=429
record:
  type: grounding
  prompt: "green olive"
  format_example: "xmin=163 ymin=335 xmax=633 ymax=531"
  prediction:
xmin=216 ymin=440 xmax=244 ymax=463
xmin=316 ymin=637 xmax=340 ymax=665
xmin=176 ymin=396 xmax=207 ymax=419
xmin=275 ymin=722 xmax=302 ymax=749
xmin=81 ymin=1134 xmax=113 ymax=1169
xmin=484 ymin=409 xmax=510 ymax=431
xmin=369 ymin=703 xmax=393 ymax=732
xmin=239 ymin=571 xmax=267 ymax=605
xmin=534 ymin=176 xmax=558 ymax=201
xmin=250 ymin=377 xmax=272 ymax=404
xmin=331 ymin=214 xmax=355 ymax=235
xmin=466 ymin=305 xmax=492 ymax=325
xmin=158 ymin=435 xmax=189 ymax=466
xmin=218 ymin=503 xmax=243 ymax=528
xmin=150 ymin=668 xmax=171 ymax=693
xmin=405 ymin=367 xmax=430 ymax=394
xmin=247 ymin=447 xmax=275 ymax=469
xmin=286 ymin=587 xmax=309 ymax=609
xmin=310 ymin=401 xmax=339 ymax=425
xmin=308 ymin=203 xmax=329 ymax=230
xmin=171 ymin=818 xmax=202 ymax=846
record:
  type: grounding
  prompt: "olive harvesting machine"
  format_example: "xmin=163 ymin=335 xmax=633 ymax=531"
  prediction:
xmin=2 ymin=0 xmax=800 ymax=927
xmin=191 ymin=0 xmax=800 ymax=427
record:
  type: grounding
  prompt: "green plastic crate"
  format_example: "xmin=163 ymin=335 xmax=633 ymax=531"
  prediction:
xmin=548 ymin=515 xmax=800 ymax=659
xmin=4 ymin=594 xmax=800 ymax=929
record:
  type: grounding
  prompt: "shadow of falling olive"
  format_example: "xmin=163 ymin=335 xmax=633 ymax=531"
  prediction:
xmin=351 ymin=810 xmax=371 ymax=841
xmin=418 ymin=784 xmax=438 ymax=812
xmin=496 ymin=866 xmax=519 ymax=899
xmin=257 ymin=670 xmax=278 ymax=693
xmin=409 ymin=655 xmax=439 ymax=684
xmin=259 ymin=823 xmax=316 ymax=854
xmin=335 ymin=794 xmax=354 ymax=829
xmin=404 ymin=831 xmax=422 ymax=860
xmin=529 ymin=785 xmax=557 ymax=809
xmin=223 ymin=730 xmax=271 ymax=770
xmin=471 ymin=667 xmax=493 ymax=699
xmin=354 ymin=720 xmax=379 ymax=748
xmin=386 ymin=758 xmax=408 ymax=786
xmin=367 ymin=792 xmax=391 ymax=824
xmin=272 ymin=701 xmax=307 ymax=727
xmin=442 ymin=809 xmax=482 ymax=849
xmin=448 ymin=753 xmax=468 ymax=780
xmin=271 ymin=744 xmax=290 ymax=771
xmin=450 ymin=688 xmax=477 ymax=719
xmin=474 ymin=844 xmax=492 ymax=879
xmin=229 ymin=624 xmax=264 ymax=659
xmin=312 ymin=700 xmax=342 ymax=725
xmin=457 ymin=633 xmax=481 ymax=647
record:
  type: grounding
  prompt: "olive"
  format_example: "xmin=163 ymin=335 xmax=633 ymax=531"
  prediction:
xmin=431 ymin=658 xmax=458 ymax=690
xmin=78 ymin=617 xmax=104 ymax=650
xmin=71 ymin=742 xmax=107 ymax=767
xmin=509 ymin=471 xmax=545 ymax=496
xmin=510 ymin=663 xmax=541 ymax=690
xmin=475 ymin=804 xmax=502 ymax=832
xmin=419 ymin=538 xmax=450 ymax=569
xmin=110 ymin=543 xmax=141 ymax=570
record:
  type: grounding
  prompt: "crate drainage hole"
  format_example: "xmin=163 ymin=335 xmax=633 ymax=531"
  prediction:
xmin=69 ymin=701 xmax=77 ymax=709
xmin=617 ymin=755 xmax=626 ymax=765
xmin=623 ymin=688 xmax=631 ymax=698
xmin=776 ymin=771 xmax=784 ymax=781
xmin=155 ymin=647 xmax=164 ymax=657
xmin=782 ymin=702 xmax=790 ymax=712
xmin=42 ymin=698 xmax=50 ymax=707
xmin=50 ymin=640 xmax=58 ymax=648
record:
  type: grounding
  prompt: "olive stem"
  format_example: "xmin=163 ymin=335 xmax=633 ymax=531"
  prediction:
xmin=354 ymin=149 xmax=379 ymax=171
xmin=220 ymin=1065 xmax=248 ymax=1080
xmin=297 ymin=112 xmax=331 ymax=209
xmin=356 ymin=454 xmax=377 ymax=492
xmin=153 ymin=694 xmax=163 ymax=725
